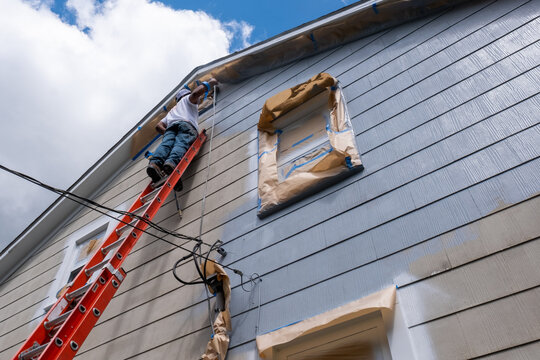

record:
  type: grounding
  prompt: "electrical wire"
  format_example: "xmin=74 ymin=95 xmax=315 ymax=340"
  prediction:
xmin=0 ymin=163 xmax=206 ymax=244
xmin=0 ymin=163 xmax=245 ymax=273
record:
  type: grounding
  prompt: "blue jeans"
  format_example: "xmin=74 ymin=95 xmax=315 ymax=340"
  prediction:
xmin=150 ymin=121 xmax=198 ymax=167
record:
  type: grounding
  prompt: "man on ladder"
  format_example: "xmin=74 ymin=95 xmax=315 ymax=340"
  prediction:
xmin=147 ymin=77 xmax=219 ymax=184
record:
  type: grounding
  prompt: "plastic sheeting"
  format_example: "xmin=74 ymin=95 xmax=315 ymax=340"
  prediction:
xmin=200 ymin=261 xmax=232 ymax=360
xmin=256 ymin=286 xmax=396 ymax=359
xmin=257 ymin=73 xmax=362 ymax=218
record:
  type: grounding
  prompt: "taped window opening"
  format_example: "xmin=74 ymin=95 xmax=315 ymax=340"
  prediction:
xmin=256 ymin=286 xmax=396 ymax=359
xmin=257 ymin=73 xmax=363 ymax=218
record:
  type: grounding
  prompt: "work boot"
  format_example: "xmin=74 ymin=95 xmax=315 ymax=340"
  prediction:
xmin=146 ymin=162 xmax=163 ymax=183
xmin=163 ymin=162 xmax=176 ymax=175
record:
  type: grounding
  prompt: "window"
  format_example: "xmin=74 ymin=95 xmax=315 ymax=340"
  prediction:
xmin=257 ymin=73 xmax=363 ymax=218
xmin=273 ymin=91 xmax=332 ymax=182
xmin=55 ymin=229 xmax=105 ymax=299
xmin=40 ymin=212 xmax=119 ymax=314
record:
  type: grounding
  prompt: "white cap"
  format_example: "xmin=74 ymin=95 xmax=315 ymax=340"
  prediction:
xmin=175 ymin=88 xmax=191 ymax=102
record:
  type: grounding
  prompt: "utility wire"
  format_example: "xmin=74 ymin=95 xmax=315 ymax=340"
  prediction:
xmin=0 ymin=163 xmax=206 ymax=244
xmin=0 ymin=164 xmax=204 ymax=242
xmin=0 ymin=163 xmax=245 ymax=273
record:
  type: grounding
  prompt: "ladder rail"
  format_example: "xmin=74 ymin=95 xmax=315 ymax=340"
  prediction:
xmin=12 ymin=131 xmax=207 ymax=360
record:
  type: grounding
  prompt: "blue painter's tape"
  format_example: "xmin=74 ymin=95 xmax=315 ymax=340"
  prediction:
xmin=132 ymin=133 xmax=162 ymax=161
xmin=202 ymin=81 xmax=210 ymax=100
xmin=258 ymin=141 xmax=279 ymax=159
xmin=309 ymin=33 xmax=318 ymax=51
xmin=326 ymin=124 xmax=352 ymax=134
xmin=162 ymin=105 xmax=167 ymax=112
xmin=291 ymin=134 xmax=313 ymax=148
xmin=263 ymin=320 xmax=302 ymax=335
xmin=137 ymin=126 xmax=142 ymax=131
xmin=345 ymin=156 xmax=353 ymax=169
xmin=284 ymin=147 xmax=333 ymax=179
xmin=258 ymin=151 xmax=270 ymax=160
xmin=372 ymin=3 xmax=379 ymax=14
xmin=258 ymin=131 xmax=282 ymax=160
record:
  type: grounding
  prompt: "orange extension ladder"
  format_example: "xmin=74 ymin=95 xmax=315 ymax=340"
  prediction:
xmin=13 ymin=130 xmax=207 ymax=360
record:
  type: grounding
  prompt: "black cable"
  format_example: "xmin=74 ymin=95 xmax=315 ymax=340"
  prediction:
xmin=192 ymin=241 xmax=208 ymax=283
xmin=172 ymin=238 xmax=224 ymax=287
xmin=173 ymin=242 xmax=206 ymax=286
xmin=0 ymin=163 xmax=208 ymax=245
xmin=0 ymin=163 xmax=244 ymax=274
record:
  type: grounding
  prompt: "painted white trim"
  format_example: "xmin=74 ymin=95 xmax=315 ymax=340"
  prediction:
xmin=386 ymin=292 xmax=417 ymax=360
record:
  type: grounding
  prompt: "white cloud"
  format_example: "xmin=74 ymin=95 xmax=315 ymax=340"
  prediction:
xmin=224 ymin=20 xmax=254 ymax=50
xmin=66 ymin=0 xmax=103 ymax=29
xmin=0 ymin=0 xmax=253 ymax=250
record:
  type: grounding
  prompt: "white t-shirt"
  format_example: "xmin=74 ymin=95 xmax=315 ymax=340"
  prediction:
xmin=160 ymin=95 xmax=199 ymax=132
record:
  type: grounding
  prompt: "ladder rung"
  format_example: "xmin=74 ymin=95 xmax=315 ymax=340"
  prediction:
xmin=141 ymin=186 xmax=162 ymax=203
xmin=66 ymin=283 xmax=92 ymax=301
xmin=44 ymin=310 xmax=73 ymax=330
xmin=101 ymin=236 xmax=126 ymax=255
xmin=131 ymin=203 xmax=149 ymax=216
xmin=85 ymin=259 xmax=109 ymax=277
xmin=152 ymin=176 xmax=167 ymax=189
xmin=19 ymin=341 xmax=48 ymax=360
xmin=116 ymin=219 xmax=138 ymax=236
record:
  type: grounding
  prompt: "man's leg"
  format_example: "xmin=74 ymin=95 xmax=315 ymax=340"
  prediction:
xmin=163 ymin=122 xmax=198 ymax=173
xmin=147 ymin=126 xmax=177 ymax=182
xmin=150 ymin=128 xmax=177 ymax=166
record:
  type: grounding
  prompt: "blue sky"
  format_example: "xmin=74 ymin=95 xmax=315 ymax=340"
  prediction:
xmin=49 ymin=0 xmax=352 ymax=50
xmin=187 ymin=0 xmax=351 ymax=47
xmin=0 ymin=0 xmax=353 ymax=251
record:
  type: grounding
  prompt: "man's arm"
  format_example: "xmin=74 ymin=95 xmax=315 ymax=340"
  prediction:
xmin=155 ymin=121 xmax=167 ymax=135
xmin=188 ymin=78 xmax=218 ymax=105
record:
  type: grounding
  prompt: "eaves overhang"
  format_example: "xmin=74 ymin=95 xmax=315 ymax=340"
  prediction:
xmin=0 ymin=0 xmax=468 ymax=284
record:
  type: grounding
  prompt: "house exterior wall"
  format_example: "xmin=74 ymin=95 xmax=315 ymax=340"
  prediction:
xmin=1 ymin=0 xmax=539 ymax=358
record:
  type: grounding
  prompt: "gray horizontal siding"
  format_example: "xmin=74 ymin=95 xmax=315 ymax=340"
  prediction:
xmin=76 ymin=1 xmax=537 ymax=355
xmin=0 ymin=0 xmax=538 ymax=358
